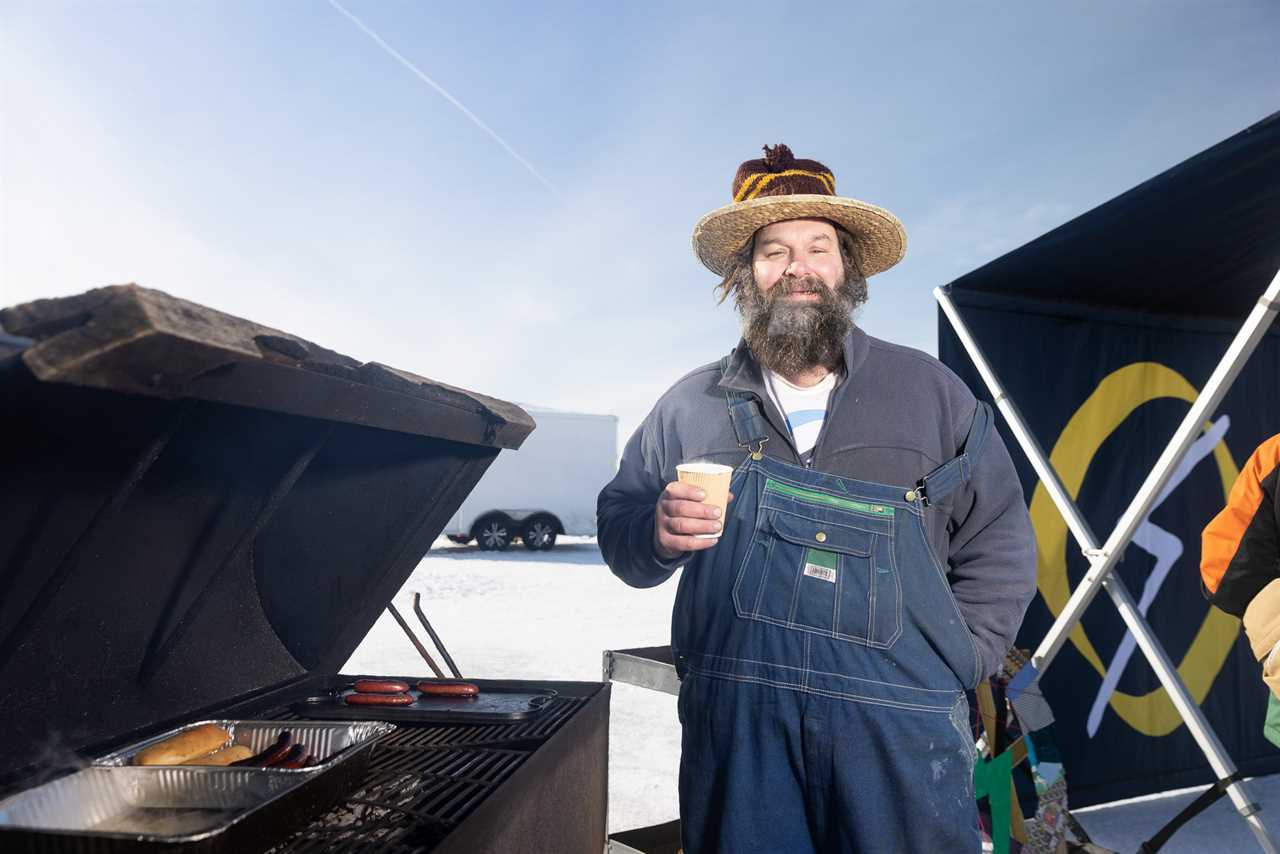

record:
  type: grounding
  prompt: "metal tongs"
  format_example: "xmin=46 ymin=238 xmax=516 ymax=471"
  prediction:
xmin=385 ymin=592 xmax=463 ymax=679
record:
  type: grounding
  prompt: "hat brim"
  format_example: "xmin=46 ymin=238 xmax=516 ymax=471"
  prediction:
xmin=691 ymin=194 xmax=907 ymax=277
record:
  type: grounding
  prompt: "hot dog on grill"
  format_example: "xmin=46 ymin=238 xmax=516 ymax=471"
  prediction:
xmin=278 ymin=747 xmax=314 ymax=769
xmin=134 ymin=724 xmax=231 ymax=766
xmin=269 ymin=744 xmax=308 ymax=768
xmin=232 ymin=730 xmax=293 ymax=767
xmin=345 ymin=691 xmax=414 ymax=706
xmin=417 ymin=680 xmax=480 ymax=697
xmin=354 ymin=678 xmax=411 ymax=694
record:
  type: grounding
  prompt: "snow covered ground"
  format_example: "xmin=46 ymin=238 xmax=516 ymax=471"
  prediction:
xmin=343 ymin=537 xmax=1280 ymax=851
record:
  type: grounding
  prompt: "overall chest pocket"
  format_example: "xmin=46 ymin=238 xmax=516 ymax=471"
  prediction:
xmin=733 ymin=507 xmax=902 ymax=648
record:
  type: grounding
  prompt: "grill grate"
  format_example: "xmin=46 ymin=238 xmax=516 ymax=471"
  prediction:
xmin=263 ymin=695 xmax=589 ymax=853
xmin=376 ymin=697 xmax=583 ymax=748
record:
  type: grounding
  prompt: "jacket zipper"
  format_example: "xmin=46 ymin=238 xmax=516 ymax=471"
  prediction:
xmin=806 ymin=369 xmax=847 ymax=469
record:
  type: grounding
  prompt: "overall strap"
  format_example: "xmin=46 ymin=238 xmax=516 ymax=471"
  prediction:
xmin=720 ymin=356 xmax=770 ymax=459
xmin=913 ymin=400 xmax=993 ymax=507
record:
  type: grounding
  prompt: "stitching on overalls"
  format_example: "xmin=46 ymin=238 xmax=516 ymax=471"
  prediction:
xmin=754 ymin=505 xmax=900 ymax=648
xmin=802 ymin=635 xmax=812 ymax=691
xmin=785 ymin=542 xmax=805 ymax=624
xmin=739 ymin=504 xmax=899 ymax=648
xmin=884 ymin=525 xmax=904 ymax=644
xmin=693 ymin=653 xmax=961 ymax=695
xmin=865 ymin=534 xmax=877 ymax=642
xmin=759 ymin=498 xmax=891 ymax=537
xmin=764 ymin=477 xmax=905 ymax=516
xmin=763 ymin=464 xmax=906 ymax=506
xmin=687 ymin=664 xmax=955 ymax=712
xmin=752 ymin=530 xmax=776 ymax=617
xmin=730 ymin=464 xmax=768 ymax=618
xmin=832 ymin=552 xmax=843 ymax=639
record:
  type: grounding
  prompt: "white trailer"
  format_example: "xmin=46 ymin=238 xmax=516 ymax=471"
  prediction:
xmin=443 ymin=405 xmax=618 ymax=551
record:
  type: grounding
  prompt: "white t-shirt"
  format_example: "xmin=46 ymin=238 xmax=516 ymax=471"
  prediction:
xmin=764 ymin=369 xmax=836 ymax=462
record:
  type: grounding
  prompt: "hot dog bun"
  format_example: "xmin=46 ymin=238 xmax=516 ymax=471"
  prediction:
xmin=182 ymin=744 xmax=254 ymax=766
xmin=134 ymin=724 xmax=231 ymax=766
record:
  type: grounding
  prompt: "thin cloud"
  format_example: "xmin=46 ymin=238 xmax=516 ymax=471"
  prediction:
xmin=326 ymin=0 xmax=561 ymax=200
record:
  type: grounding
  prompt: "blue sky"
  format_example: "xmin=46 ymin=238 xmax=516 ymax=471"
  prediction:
xmin=3 ymin=1 xmax=1278 ymax=442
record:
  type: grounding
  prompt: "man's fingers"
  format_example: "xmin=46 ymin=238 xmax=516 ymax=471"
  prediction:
xmin=663 ymin=533 xmax=721 ymax=552
xmin=662 ymin=515 xmax=723 ymax=537
xmin=660 ymin=498 xmax=723 ymax=520
xmin=655 ymin=480 xmax=732 ymax=555
xmin=663 ymin=481 xmax=709 ymax=501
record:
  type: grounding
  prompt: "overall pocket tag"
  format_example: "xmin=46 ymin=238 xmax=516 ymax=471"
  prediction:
xmin=803 ymin=548 xmax=838 ymax=583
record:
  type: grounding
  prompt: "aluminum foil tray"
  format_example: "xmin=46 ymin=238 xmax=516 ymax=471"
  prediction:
xmin=94 ymin=720 xmax=392 ymax=769
xmin=0 ymin=720 xmax=394 ymax=853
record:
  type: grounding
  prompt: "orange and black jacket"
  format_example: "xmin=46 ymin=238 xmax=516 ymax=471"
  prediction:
xmin=1202 ymin=434 xmax=1280 ymax=617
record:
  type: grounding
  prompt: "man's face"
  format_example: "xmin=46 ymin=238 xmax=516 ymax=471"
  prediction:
xmin=751 ymin=219 xmax=845 ymax=299
xmin=736 ymin=218 xmax=865 ymax=378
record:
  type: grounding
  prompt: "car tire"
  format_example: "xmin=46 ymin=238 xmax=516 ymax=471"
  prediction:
xmin=521 ymin=515 xmax=559 ymax=551
xmin=473 ymin=513 xmax=514 ymax=551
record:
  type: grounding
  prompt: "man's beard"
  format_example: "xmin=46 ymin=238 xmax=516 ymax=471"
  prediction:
xmin=738 ymin=273 xmax=864 ymax=377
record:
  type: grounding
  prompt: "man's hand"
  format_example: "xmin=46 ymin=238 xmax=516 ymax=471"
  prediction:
xmin=653 ymin=481 xmax=734 ymax=560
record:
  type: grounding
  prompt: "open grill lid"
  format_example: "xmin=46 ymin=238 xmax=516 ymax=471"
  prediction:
xmin=0 ymin=285 xmax=535 ymax=777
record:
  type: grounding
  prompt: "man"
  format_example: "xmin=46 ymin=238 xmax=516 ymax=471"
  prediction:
xmin=1201 ymin=433 xmax=1280 ymax=741
xmin=598 ymin=144 xmax=1037 ymax=852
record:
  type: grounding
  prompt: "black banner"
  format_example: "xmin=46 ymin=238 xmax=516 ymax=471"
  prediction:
xmin=937 ymin=112 xmax=1280 ymax=806
xmin=941 ymin=296 xmax=1280 ymax=806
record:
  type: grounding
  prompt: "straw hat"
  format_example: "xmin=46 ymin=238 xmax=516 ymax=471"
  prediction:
xmin=691 ymin=144 xmax=907 ymax=277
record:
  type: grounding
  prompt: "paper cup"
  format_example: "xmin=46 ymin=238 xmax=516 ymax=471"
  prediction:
xmin=676 ymin=462 xmax=733 ymax=538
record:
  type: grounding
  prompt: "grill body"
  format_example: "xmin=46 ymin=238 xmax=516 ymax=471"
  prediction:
xmin=0 ymin=287 xmax=605 ymax=852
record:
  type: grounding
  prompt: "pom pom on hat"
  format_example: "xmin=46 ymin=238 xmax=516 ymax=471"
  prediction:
xmin=762 ymin=144 xmax=796 ymax=172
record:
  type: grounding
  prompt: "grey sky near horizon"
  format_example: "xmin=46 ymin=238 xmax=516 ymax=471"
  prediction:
xmin=3 ymin=1 xmax=1278 ymax=445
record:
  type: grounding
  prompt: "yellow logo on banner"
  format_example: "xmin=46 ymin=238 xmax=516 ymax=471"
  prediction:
xmin=1030 ymin=362 xmax=1240 ymax=737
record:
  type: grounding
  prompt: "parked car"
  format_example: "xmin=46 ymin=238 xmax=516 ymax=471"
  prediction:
xmin=443 ymin=405 xmax=617 ymax=551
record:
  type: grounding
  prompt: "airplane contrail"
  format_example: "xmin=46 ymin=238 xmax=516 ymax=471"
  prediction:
xmin=327 ymin=0 xmax=562 ymax=200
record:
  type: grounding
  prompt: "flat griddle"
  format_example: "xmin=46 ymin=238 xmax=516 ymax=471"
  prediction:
xmin=292 ymin=678 xmax=557 ymax=723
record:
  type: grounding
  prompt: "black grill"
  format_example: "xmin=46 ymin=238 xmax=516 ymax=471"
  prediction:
xmin=0 ymin=287 xmax=609 ymax=853
xmin=261 ymin=693 xmax=598 ymax=853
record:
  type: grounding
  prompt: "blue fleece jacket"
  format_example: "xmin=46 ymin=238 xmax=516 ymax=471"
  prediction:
xmin=597 ymin=326 xmax=1037 ymax=679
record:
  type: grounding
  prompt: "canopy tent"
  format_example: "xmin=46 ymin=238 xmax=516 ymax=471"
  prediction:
xmin=937 ymin=111 xmax=1280 ymax=850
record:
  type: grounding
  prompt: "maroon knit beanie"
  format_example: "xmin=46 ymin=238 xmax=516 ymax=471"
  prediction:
xmin=730 ymin=144 xmax=836 ymax=203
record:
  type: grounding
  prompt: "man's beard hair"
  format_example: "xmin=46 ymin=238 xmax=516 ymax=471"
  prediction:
xmin=726 ymin=235 xmax=869 ymax=378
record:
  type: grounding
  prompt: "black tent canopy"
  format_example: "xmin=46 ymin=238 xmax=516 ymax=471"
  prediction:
xmin=938 ymin=112 xmax=1280 ymax=848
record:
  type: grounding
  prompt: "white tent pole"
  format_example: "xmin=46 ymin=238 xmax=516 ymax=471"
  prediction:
xmin=1103 ymin=571 xmax=1275 ymax=850
xmin=935 ymin=277 xmax=1280 ymax=852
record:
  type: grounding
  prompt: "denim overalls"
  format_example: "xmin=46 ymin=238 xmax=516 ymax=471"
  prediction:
xmin=672 ymin=385 xmax=990 ymax=853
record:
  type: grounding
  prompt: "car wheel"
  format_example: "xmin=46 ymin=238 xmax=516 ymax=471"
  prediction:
xmin=473 ymin=513 xmax=514 ymax=551
xmin=521 ymin=515 xmax=559 ymax=551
